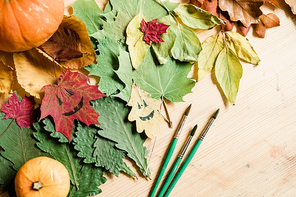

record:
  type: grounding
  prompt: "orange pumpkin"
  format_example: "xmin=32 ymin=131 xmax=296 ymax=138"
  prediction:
xmin=0 ymin=0 xmax=64 ymax=52
xmin=15 ymin=156 xmax=70 ymax=197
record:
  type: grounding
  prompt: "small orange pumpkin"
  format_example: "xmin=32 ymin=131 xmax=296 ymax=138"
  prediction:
xmin=15 ymin=156 xmax=70 ymax=197
xmin=0 ymin=0 xmax=64 ymax=52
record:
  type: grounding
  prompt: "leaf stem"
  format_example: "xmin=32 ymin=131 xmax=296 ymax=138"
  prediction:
xmin=160 ymin=95 xmax=172 ymax=128
xmin=0 ymin=119 xmax=15 ymax=138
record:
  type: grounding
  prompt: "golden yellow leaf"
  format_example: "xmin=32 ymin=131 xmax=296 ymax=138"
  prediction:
xmin=0 ymin=62 xmax=14 ymax=94
xmin=0 ymin=93 xmax=10 ymax=112
xmin=127 ymin=83 xmax=165 ymax=138
xmin=13 ymin=48 xmax=65 ymax=99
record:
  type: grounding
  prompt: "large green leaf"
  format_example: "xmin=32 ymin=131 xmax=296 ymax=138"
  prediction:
xmin=73 ymin=122 xmax=136 ymax=177
xmin=152 ymin=15 xmax=177 ymax=64
xmin=33 ymin=122 xmax=81 ymax=190
xmin=92 ymin=96 xmax=150 ymax=177
xmin=0 ymin=113 xmax=46 ymax=171
xmin=67 ymin=164 xmax=107 ymax=197
xmin=225 ymin=31 xmax=260 ymax=65
xmin=215 ymin=47 xmax=243 ymax=104
xmin=85 ymin=38 xmax=124 ymax=95
xmin=0 ymin=155 xmax=16 ymax=191
xmin=198 ymin=33 xmax=224 ymax=81
xmin=114 ymin=47 xmax=134 ymax=102
xmin=134 ymin=48 xmax=195 ymax=102
xmin=126 ymin=11 xmax=150 ymax=69
xmin=171 ymin=24 xmax=202 ymax=62
xmin=174 ymin=4 xmax=225 ymax=29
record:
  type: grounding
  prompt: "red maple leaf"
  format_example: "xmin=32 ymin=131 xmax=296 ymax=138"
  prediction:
xmin=140 ymin=19 xmax=170 ymax=45
xmin=40 ymin=69 xmax=106 ymax=142
xmin=2 ymin=92 xmax=36 ymax=129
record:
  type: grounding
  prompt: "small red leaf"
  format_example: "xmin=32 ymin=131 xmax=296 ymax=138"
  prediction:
xmin=140 ymin=19 xmax=170 ymax=45
xmin=40 ymin=69 xmax=106 ymax=142
xmin=2 ymin=93 xmax=36 ymax=129
xmin=237 ymin=21 xmax=251 ymax=37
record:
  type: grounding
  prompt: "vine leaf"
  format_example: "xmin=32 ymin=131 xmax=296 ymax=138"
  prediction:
xmin=0 ymin=113 xmax=47 ymax=171
xmin=92 ymin=96 xmax=150 ymax=177
xmin=127 ymin=83 xmax=165 ymax=138
xmin=215 ymin=46 xmax=243 ymax=104
xmin=2 ymin=92 xmax=36 ymax=129
xmin=40 ymin=69 xmax=106 ymax=142
xmin=85 ymin=38 xmax=124 ymax=96
xmin=73 ymin=122 xmax=136 ymax=177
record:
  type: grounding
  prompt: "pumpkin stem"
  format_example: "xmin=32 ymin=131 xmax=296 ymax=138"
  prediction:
xmin=32 ymin=181 xmax=44 ymax=191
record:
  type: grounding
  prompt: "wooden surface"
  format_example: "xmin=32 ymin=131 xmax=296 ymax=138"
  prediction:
xmin=2 ymin=0 xmax=296 ymax=196
xmin=69 ymin=0 xmax=296 ymax=196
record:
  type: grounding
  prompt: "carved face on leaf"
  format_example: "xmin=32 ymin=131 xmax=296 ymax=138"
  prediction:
xmin=127 ymin=83 xmax=165 ymax=138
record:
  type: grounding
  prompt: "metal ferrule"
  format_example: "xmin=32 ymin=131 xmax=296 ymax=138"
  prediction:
xmin=199 ymin=118 xmax=214 ymax=141
xmin=178 ymin=135 xmax=193 ymax=159
xmin=174 ymin=115 xmax=188 ymax=139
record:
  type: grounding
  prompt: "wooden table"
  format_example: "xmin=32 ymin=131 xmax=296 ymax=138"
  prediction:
xmin=2 ymin=0 xmax=296 ymax=196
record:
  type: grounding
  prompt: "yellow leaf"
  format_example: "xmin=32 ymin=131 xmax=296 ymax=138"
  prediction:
xmin=225 ymin=31 xmax=260 ymax=65
xmin=0 ymin=93 xmax=10 ymax=111
xmin=127 ymin=83 xmax=165 ymax=138
xmin=215 ymin=47 xmax=243 ymax=104
xmin=14 ymin=48 xmax=65 ymax=99
xmin=0 ymin=61 xmax=14 ymax=94
xmin=197 ymin=33 xmax=223 ymax=81
xmin=126 ymin=11 xmax=150 ymax=69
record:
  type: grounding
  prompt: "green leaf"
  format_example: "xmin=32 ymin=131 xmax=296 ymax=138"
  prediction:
xmin=114 ymin=47 xmax=134 ymax=102
xmin=163 ymin=1 xmax=180 ymax=11
xmin=42 ymin=117 xmax=70 ymax=143
xmin=135 ymin=48 xmax=195 ymax=102
xmin=215 ymin=47 xmax=243 ymax=104
xmin=225 ymin=31 xmax=260 ymax=65
xmin=73 ymin=122 xmax=136 ymax=177
xmin=92 ymin=96 xmax=150 ymax=177
xmin=152 ymin=15 xmax=177 ymax=64
xmin=85 ymin=38 xmax=124 ymax=95
xmin=198 ymin=33 xmax=224 ymax=81
xmin=0 ymin=155 xmax=16 ymax=191
xmin=33 ymin=122 xmax=82 ymax=190
xmin=68 ymin=165 xmax=107 ymax=197
xmin=0 ymin=113 xmax=46 ymax=171
xmin=126 ymin=11 xmax=150 ymax=69
xmin=171 ymin=24 xmax=202 ymax=62
xmin=174 ymin=4 xmax=225 ymax=29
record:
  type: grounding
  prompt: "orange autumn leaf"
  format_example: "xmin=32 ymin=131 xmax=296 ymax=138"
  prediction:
xmin=260 ymin=13 xmax=280 ymax=28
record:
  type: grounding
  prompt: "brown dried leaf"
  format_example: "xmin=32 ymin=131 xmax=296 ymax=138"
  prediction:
xmin=0 ymin=93 xmax=10 ymax=112
xmin=202 ymin=0 xmax=218 ymax=16
xmin=13 ymin=48 xmax=65 ymax=99
xmin=221 ymin=11 xmax=235 ymax=31
xmin=0 ymin=51 xmax=14 ymax=68
xmin=39 ymin=15 xmax=96 ymax=69
xmin=237 ymin=21 xmax=251 ymax=37
xmin=253 ymin=20 xmax=266 ymax=38
xmin=0 ymin=62 xmax=14 ymax=94
xmin=189 ymin=0 xmax=203 ymax=7
xmin=264 ymin=0 xmax=279 ymax=7
xmin=219 ymin=0 xmax=264 ymax=27
xmin=285 ymin=0 xmax=296 ymax=14
xmin=260 ymin=13 xmax=280 ymax=28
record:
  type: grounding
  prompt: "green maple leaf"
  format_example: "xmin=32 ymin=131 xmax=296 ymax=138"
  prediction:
xmin=85 ymin=38 xmax=124 ymax=96
xmin=0 ymin=155 xmax=16 ymax=191
xmin=73 ymin=122 xmax=136 ymax=177
xmin=67 ymin=164 xmax=107 ymax=197
xmin=92 ymin=96 xmax=150 ymax=177
xmin=33 ymin=122 xmax=82 ymax=190
xmin=0 ymin=113 xmax=47 ymax=171
xmin=117 ymin=47 xmax=195 ymax=102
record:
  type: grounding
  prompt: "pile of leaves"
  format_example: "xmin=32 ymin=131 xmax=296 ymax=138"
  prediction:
xmin=0 ymin=0 xmax=295 ymax=196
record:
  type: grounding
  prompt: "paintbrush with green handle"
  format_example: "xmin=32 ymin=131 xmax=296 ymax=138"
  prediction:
xmin=157 ymin=125 xmax=197 ymax=197
xmin=149 ymin=104 xmax=192 ymax=197
xmin=163 ymin=109 xmax=220 ymax=197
